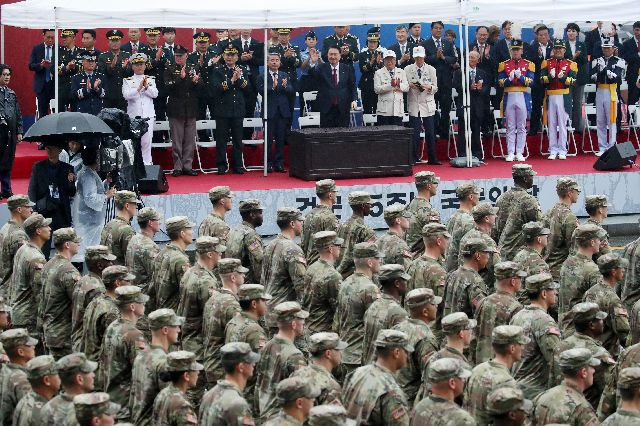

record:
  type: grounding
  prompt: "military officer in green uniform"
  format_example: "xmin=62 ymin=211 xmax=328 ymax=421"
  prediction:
xmin=576 ymin=194 xmax=611 ymax=261
xmin=0 ymin=194 xmax=33 ymax=299
xmin=322 ymin=26 xmax=359 ymax=65
xmin=100 ymin=190 xmax=140 ymax=265
xmin=493 ymin=164 xmax=537 ymax=243
xmin=226 ymin=199 xmax=264 ymax=284
xmin=300 ymin=179 xmax=339 ymax=266
xmin=512 ymin=221 xmax=550 ymax=303
xmin=188 ymin=31 xmax=220 ymax=142
xmin=444 ymin=183 xmax=479 ymax=272
xmin=336 ymin=191 xmax=376 ymax=279
xmin=358 ymin=28 xmax=384 ymax=114
xmin=406 ymin=171 xmax=441 ymax=253
xmin=97 ymin=30 xmax=132 ymax=110
xmin=57 ymin=29 xmax=82 ymax=111
xmin=13 ymin=355 xmax=60 ymax=426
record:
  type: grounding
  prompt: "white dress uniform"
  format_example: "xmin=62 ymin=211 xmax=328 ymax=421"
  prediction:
xmin=122 ymin=73 xmax=158 ymax=164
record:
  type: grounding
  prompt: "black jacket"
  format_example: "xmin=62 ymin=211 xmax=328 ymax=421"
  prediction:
xmin=309 ymin=62 xmax=357 ymax=114
xmin=28 ymin=159 xmax=76 ymax=229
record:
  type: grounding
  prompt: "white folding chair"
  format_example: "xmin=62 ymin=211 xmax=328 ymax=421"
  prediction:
xmin=298 ymin=114 xmax=321 ymax=128
xmin=583 ymin=84 xmax=596 ymax=106
xmin=49 ymin=98 xmax=57 ymax=114
xmin=194 ymin=119 xmax=217 ymax=174
xmin=35 ymin=98 xmax=40 ymax=121
xmin=627 ymin=104 xmax=640 ymax=151
xmin=448 ymin=110 xmax=459 ymax=159
xmin=242 ymin=117 xmax=265 ymax=171
xmin=582 ymin=105 xmax=599 ymax=153
xmin=491 ymin=109 xmax=507 ymax=158
xmin=362 ymin=114 xmax=377 ymax=126
xmin=151 ymin=120 xmax=172 ymax=148
xmin=302 ymin=91 xmax=318 ymax=116
xmin=402 ymin=113 xmax=410 ymax=124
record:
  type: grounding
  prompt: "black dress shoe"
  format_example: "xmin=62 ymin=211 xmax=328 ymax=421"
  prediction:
xmin=232 ymin=169 xmax=245 ymax=175
xmin=217 ymin=168 xmax=227 ymax=175
xmin=267 ymin=166 xmax=273 ymax=173
xmin=1 ymin=192 xmax=13 ymax=199
xmin=275 ymin=166 xmax=286 ymax=173
xmin=171 ymin=170 xmax=183 ymax=177
xmin=183 ymin=169 xmax=198 ymax=176
xmin=427 ymin=160 xmax=442 ymax=165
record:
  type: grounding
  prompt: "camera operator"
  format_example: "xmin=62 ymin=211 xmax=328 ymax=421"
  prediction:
xmin=0 ymin=64 xmax=23 ymax=199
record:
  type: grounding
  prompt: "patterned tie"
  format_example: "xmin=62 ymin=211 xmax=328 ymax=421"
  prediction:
xmin=332 ymin=67 xmax=338 ymax=87
xmin=417 ymin=68 xmax=422 ymax=78
xmin=132 ymin=43 xmax=138 ymax=54
xmin=471 ymin=69 xmax=476 ymax=83
xmin=401 ymin=45 xmax=405 ymax=55
xmin=45 ymin=46 xmax=51 ymax=82
xmin=244 ymin=41 xmax=250 ymax=53
xmin=436 ymin=39 xmax=441 ymax=50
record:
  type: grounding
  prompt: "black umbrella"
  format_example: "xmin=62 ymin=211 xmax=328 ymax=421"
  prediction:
xmin=23 ymin=111 xmax=114 ymax=144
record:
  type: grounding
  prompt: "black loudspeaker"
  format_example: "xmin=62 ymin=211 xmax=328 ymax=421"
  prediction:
xmin=593 ymin=142 xmax=637 ymax=171
xmin=138 ymin=165 xmax=169 ymax=194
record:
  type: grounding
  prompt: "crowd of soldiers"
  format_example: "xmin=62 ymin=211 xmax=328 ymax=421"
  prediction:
xmin=0 ymin=163 xmax=639 ymax=425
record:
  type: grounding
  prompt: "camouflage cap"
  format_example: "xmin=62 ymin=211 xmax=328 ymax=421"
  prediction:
xmin=525 ymin=273 xmax=559 ymax=291
xmin=378 ymin=264 xmax=411 ymax=281
xmin=353 ymin=242 xmax=383 ymax=259
xmin=460 ymin=237 xmax=498 ymax=255
xmin=556 ymin=177 xmax=580 ymax=192
xmin=347 ymin=191 xmax=372 ymax=205
xmin=455 ymin=183 xmax=480 ymax=199
xmin=558 ymin=348 xmax=601 ymax=371
xmin=571 ymin=302 xmax=607 ymax=323
xmin=427 ymin=358 xmax=472 ymax=382
xmin=511 ymin=164 xmax=536 ymax=177
xmin=276 ymin=376 xmax=321 ymax=403
xmin=384 ymin=204 xmax=411 ymax=221
xmin=148 ymin=308 xmax=185 ymax=330
xmin=494 ymin=261 xmax=528 ymax=280
xmin=273 ymin=301 xmax=309 ymax=322
xmin=597 ymin=253 xmax=629 ymax=274
xmin=0 ymin=328 xmax=38 ymax=349
xmin=238 ymin=199 xmax=264 ymax=213
xmin=220 ymin=342 xmax=261 ymax=364
xmin=26 ymin=355 xmax=58 ymax=380
xmin=208 ymin=185 xmax=234 ymax=202
xmin=22 ymin=213 xmax=52 ymax=235
xmin=471 ymin=203 xmax=499 ymax=222
xmin=441 ymin=312 xmax=477 ymax=334
xmin=165 ymin=350 xmax=204 ymax=372
xmin=405 ymin=288 xmax=442 ymax=308
xmin=277 ymin=207 xmax=303 ymax=222
xmin=421 ymin=222 xmax=451 ymax=238
xmin=73 ymin=392 xmax=120 ymax=422
xmin=56 ymin=352 xmax=98 ymax=375
xmin=308 ymin=332 xmax=348 ymax=353
xmin=217 ymin=258 xmax=249 ymax=275
xmin=115 ymin=285 xmax=149 ymax=305
xmin=237 ymin=284 xmax=273 ymax=301
xmin=195 ymin=236 xmax=226 ymax=254
xmin=492 ymin=325 xmax=530 ymax=345
xmin=165 ymin=216 xmax=195 ymax=234
xmin=53 ymin=227 xmax=81 ymax=244
xmin=522 ymin=221 xmax=550 ymax=237
xmin=373 ymin=329 xmax=414 ymax=352
xmin=414 ymin=171 xmax=439 ymax=186
xmin=585 ymin=195 xmax=609 ymax=209
xmin=315 ymin=179 xmax=337 ymax=194
xmin=313 ymin=231 xmax=344 ymax=249
xmin=85 ymin=245 xmax=117 ymax=262
xmin=102 ymin=265 xmax=135 ymax=284
xmin=617 ymin=367 xmax=640 ymax=390
xmin=487 ymin=387 xmax=533 ymax=415
xmin=137 ymin=207 xmax=160 ymax=222
xmin=573 ymin=223 xmax=607 ymax=242
xmin=114 ymin=190 xmax=139 ymax=205
xmin=6 ymin=194 xmax=35 ymax=210
xmin=308 ymin=404 xmax=349 ymax=426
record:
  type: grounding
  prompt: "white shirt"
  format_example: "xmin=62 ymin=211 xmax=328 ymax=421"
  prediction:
xmin=330 ymin=64 xmax=340 ymax=84
xmin=432 ymin=37 xmax=442 ymax=48
xmin=540 ymin=44 xmax=549 ymax=59
xmin=241 ymin=37 xmax=252 ymax=50
xmin=568 ymin=40 xmax=577 ymax=56
xmin=399 ymin=43 xmax=408 ymax=55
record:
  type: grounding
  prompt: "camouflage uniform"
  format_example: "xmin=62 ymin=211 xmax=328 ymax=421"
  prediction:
xmin=621 ymin=234 xmax=640 ymax=313
xmin=492 ymin=165 xmax=536 ymax=243
xmin=302 ymin=257 xmax=342 ymax=335
xmin=226 ymin=220 xmax=264 ymax=284
xmin=100 ymin=215 xmax=136 ymax=265
xmin=513 ymin=247 xmax=550 ymax=278
xmin=342 ymin=330 xmax=411 ymax=426
xmin=444 ymin=209 xmax=475 ymax=272
xmin=151 ymin=242 xmax=190 ymax=312
xmin=262 ymin=376 xmax=321 ymax=426
xmin=199 ymin=379 xmax=253 ymax=426
xmin=262 ymin=233 xmax=307 ymax=308
xmin=376 ymin=231 xmax=412 ymax=268
xmin=70 ymin=271 xmax=105 ymax=352
xmin=11 ymin=241 xmax=47 ymax=331
xmin=600 ymin=367 xmax=640 ymax=425
xmin=300 ymin=179 xmax=339 ymax=265
xmin=0 ymin=220 xmax=28 ymax=300
xmin=463 ymin=360 xmax=518 ymax=426
xmin=68 ymin=391 xmax=120 ymax=425
xmin=336 ymin=192 xmax=376 ymax=278
xmin=498 ymin=187 xmax=542 ymax=261
xmin=544 ymin=199 xmax=580 ymax=279
xmin=599 ymin=343 xmax=640 ymax=420
xmin=603 ymin=409 xmax=640 ymax=425
xmin=458 ymin=225 xmax=501 ymax=291
xmin=82 ymin=293 xmax=119 ymax=361
xmin=199 ymin=213 xmax=230 ymax=244
xmin=13 ymin=355 xmax=58 ymax=426
xmin=152 ymin=352 xmax=201 ymax=426
xmin=125 ymin=232 xmax=159 ymax=292
xmin=0 ymin=329 xmax=38 ymax=426
xmin=443 ymin=261 xmax=489 ymax=319
xmin=406 ymin=180 xmax=441 ymax=251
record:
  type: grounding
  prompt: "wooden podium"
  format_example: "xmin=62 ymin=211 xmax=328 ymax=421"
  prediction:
xmin=288 ymin=125 xmax=413 ymax=181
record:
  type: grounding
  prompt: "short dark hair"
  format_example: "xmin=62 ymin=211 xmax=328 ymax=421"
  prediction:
xmin=327 ymin=46 xmax=341 ymax=54
xmin=633 ymin=21 xmax=640 ymax=30
xmin=276 ymin=217 xmax=292 ymax=230
xmin=81 ymin=147 xmax=96 ymax=166
xmin=60 ymin=371 xmax=80 ymax=387
xmin=445 ymin=29 xmax=456 ymax=38
xmin=222 ymin=358 xmax=241 ymax=374
xmin=239 ymin=299 xmax=254 ymax=310
xmin=501 ymin=21 xmax=513 ymax=30
xmin=492 ymin=342 xmax=513 ymax=356
xmin=167 ymin=228 xmax=182 ymax=240
xmin=527 ymin=289 xmax=541 ymax=300
xmin=620 ymin=386 xmax=638 ymax=400
xmin=159 ymin=370 xmax=184 ymax=383
xmin=566 ymin=23 xmax=581 ymax=33
xmin=82 ymin=29 xmax=97 ymax=39
xmin=0 ymin=64 xmax=12 ymax=75
xmin=431 ymin=21 xmax=444 ymax=29
xmin=138 ymin=219 xmax=150 ymax=229
xmin=585 ymin=204 xmax=600 ymax=216
xmin=476 ymin=26 xmax=489 ymax=34
xmin=574 ymin=320 xmax=591 ymax=333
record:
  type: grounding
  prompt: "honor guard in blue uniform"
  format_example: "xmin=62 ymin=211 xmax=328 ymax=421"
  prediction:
xmin=97 ymin=30 xmax=132 ymax=110
xmin=269 ymin=28 xmax=301 ymax=124
xmin=57 ymin=29 xmax=82 ymax=111
xmin=70 ymin=54 xmax=105 ymax=115
xmin=188 ymin=31 xmax=220 ymax=142
xmin=322 ymin=26 xmax=359 ymax=65
xmin=358 ymin=27 xmax=384 ymax=114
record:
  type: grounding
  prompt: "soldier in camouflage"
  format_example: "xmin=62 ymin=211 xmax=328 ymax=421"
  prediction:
xmin=497 ymin=164 xmax=541 ymax=261
xmin=362 ymin=264 xmax=409 ymax=364
xmin=464 ymin=325 xmax=528 ymax=426
xmin=99 ymin=286 xmax=148 ymax=421
xmin=376 ymin=204 xmax=412 ymax=267
xmin=71 ymin=392 xmax=120 ymax=426
xmin=0 ymin=329 xmax=37 ymax=425
xmin=601 ymin=367 xmax=640 ymax=425
xmin=412 ymin=358 xmax=475 ymax=426
xmin=40 ymin=227 xmax=81 ymax=359
xmin=262 ymin=207 xmax=307 ymax=308
xmin=335 ymin=191 xmax=377 ymax=279
xmin=202 ymin=258 xmax=245 ymax=386
xmin=510 ymin=273 xmax=561 ymax=399
xmin=199 ymin=342 xmax=259 ymax=426
xmin=130 ymin=309 xmax=183 ymax=426
xmin=39 ymin=353 xmax=97 ymax=426
xmin=13 ymin=355 xmax=60 ymax=426
xmin=485 ymin=386 xmax=532 ymax=426
xmin=512 ymin=221 xmax=550 ymax=303
xmin=152 ymin=351 xmax=201 ymax=425
xmin=225 ymin=199 xmax=264 ymax=284
xmin=533 ymin=348 xmax=599 ymax=426
xmin=575 ymin=194 xmax=611 ymax=261
xmin=558 ymin=223 xmax=605 ymax=334
xmin=584 ymin=253 xmax=630 ymax=354
xmin=262 ymin=376 xmax=319 ymax=426
xmin=444 ymin=183 xmax=479 ymax=272
xmin=393 ymin=288 xmax=441 ymax=407
xmin=302 ymin=231 xmax=343 ymax=335
xmin=199 ymin=186 xmax=233 ymax=244
xmin=307 ymin=404 xmax=350 ymax=426
xmin=544 ymin=177 xmax=580 ymax=280
xmin=125 ymin=206 xmax=161 ymax=293
xmin=599 ymin=340 xmax=640 ymax=420
xmin=474 ymin=262 xmax=525 ymax=364
xmin=0 ymin=195 xmax=33 ymax=298
xmin=621 ymin=218 xmax=640 ymax=313
xmin=300 ymin=179 xmax=340 ymax=266
xmin=100 ymin=190 xmax=139 ymax=265
xmin=255 ymin=302 xmax=308 ymax=422
xmin=406 ymin=171 xmax=441 ymax=253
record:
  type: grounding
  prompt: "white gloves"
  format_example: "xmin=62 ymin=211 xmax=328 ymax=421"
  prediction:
xmin=549 ymin=68 xmax=556 ymax=78
xmin=558 ymin=70 xmax=565 ymax=79
xmin=606 ymin=70 xmax=616 ymax=79
xmin=514 ymin=69 xmax=522 ymax=78
xmin=509 ymin=70 xmax=516 ymax=80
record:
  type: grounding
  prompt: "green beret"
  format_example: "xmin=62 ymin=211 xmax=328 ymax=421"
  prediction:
xmin=492 ymin=325 xmax=530 ymax=345
xmin=208 ymin=186 xmax=234 ymax=203
xmin=585 ymin=195 xmax=608 ymax=209
xmin=558 ymin=348 xmax=600 ymax=371
xmin=238 ymin=284 xmax=272 ymax=301
xmin=573 ymin=223 xmax=607 ymax=242
xmin=556 ymin=177 xmax=580 ymax=192
xmin=85 ymin=245 xmax=117 ymax=262
xmin=378 ymin=264 xmax=411 ymax=282
xmin=115 ymin=285 xmax=148 ymax=305
xmin=308 ymin=404 xmax=349 ymax=426
xmin=487 ymin=387 xmax=533 ymax=415
xmin=238 ymin=199 xmax=264 ymax=213
xmin=308 ymin=332 xmax=347 ymax=354
xmin=22 ymin=214 xmax=52 ymax=236
xmin=374 ymin=329 xmax=414 ymax=352
xmin=73 ymin=392 xmax=120 ymax=424
xmin=26 ymin=355 xmax=58 ymax=380
xmin=456 ymin=183 xmax=480 ymax=199
xmin=56 ymin=352 xmax=98 ymax=375
xmin=137 ymin=207 xmax=160 ymax=222
xmin=165 ymin=216 xmax=195 ymax=234
xmin=522 ymin=221 xmax=550 ymax=237
xmin=597 ymin=253 xmax=629 ymax=274
xmin=195 ymin=236 xmax=226 ymax=254
xmin=494 ymin=261 xmax=528 ymax=280
xmin=618 ymin=367 xmax=640 ymax=390
xmin=441 ymin=312 xmax=477 ymax=334
xmin=347 ymin=191 xmax=372 ymax=205
xmin=315 ymin=179 xmax=337 ymax=194
xmin=148 ymin=308 xmax=185 ymax=330
xmin=472 ymin=202 xmax=499 ymax=222
xmin=277 ymin=207 xmax=303 ymax=222
xmin=414 ymin=171 xmax=439 ymax=186
xmin=273 ymin=301 xmax=309 ymax=322
xmin=427 ymin=358 xmax=471 ymax=382
xmin=384 ymin=204 xmax=411 ymax=221
xmin=6 ymin=194 xmax=35 ymax=210
xmin=102 ymin=265 xmax=135 ymax=284
xmin=276 ymin=376 xmax=321 ymax=403
xmin=421 ymin=223 xmax=450 ymax=238
xmin=218 ymin=258 xmax=249 ymax=275
xmin=0 ymin=328 xmax=38 ymax=349
xmin=114 ymin=190 xmax=139 ymax=205
xmin=220 ymin=342 xmax=261 ymax=364
xmin=165 ymin=351 xmax=204 ymax=372
xmin=571 ymin=302 xmax=607 ymax=323
xmin=511 ymin=164 xmax=536 ymax=177
xmin=353 ymin=242 xmax=383 ymax=259
xmin=313 ymin=231 xmax=344 ymax=249
xmin=525 ymin=273 xmax=559 ymax=291
xmin=404 ymin=288 xmax=442 ymax=309
xmin=53 ymin=227 xmax=81 ymax=244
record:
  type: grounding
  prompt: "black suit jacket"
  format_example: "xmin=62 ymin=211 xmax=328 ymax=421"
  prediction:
xmin=28 ymin=43 xmax=56 ymax=93
xmin=621 ymin=37 xmax=640 ymax=83
xmin=309 ymin=62 xmax=357 ymax=114
xmin=469 ymin=40 xmax=497 ymax=84
xmin=453 ymin=67 xmax=490 ymax=119
xmin=28 ymin=159 xmax=76 ymax=229
xmin=387 ymin=42 xmax=413 ymax=68
xmin=121 ymin=41 xmax=149 ymax=53
xmin=423 ymin=38 xmax=457 ymax=89
xmin=232 ymin=38 xmax=265 ymax=78
xmin=527 ymin=41 xmax=553 ymax=76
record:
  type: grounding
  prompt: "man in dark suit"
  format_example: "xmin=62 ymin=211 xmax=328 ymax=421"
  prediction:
xmin=527 ymin=24 xmax=553 ymax=134
xmin=565 ymin=23 xmax=589 ymax=131
xmin=408 ymin=23 xmax=425 ymax=46
xmin=258 ymin=53 xmax=294 ymax=173
xmin=28 ymin=143 xmax=77 ymax=259
xmin=470 ymin=26 xmax=497 ymax=131
xmin=388 ymin=25 xmax=413 ymax=69
xmin=79 ymin=29 xmax=102 ymax=57
xmin=28 ymin=29 xmax=56 ymax=118
xmin=309 ymin=46 xmax=358 ymax=128
xmin=454 ymin=51 xmax=490 ymax=161
xmin=621 ymin=21 xmax=640 ymax=107
xmin=233 ymin=29 xmax=264 ymax=139
xmin=423 ymin=21 xmax=458 ymax=140
xmin=121 ymin=28 xmax=149 ymax=54
xmin=70 ymin=54 xmax=105 ymax=115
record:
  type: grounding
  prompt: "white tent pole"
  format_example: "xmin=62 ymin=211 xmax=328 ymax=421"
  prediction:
xmin=192 ymin=28 xmax=196 ymax=51
xmin=464 ymin=20 xmax=472 ymax=167
xmin=1 ymin=25 xmax=4 ymax=64
xmin=263 ymin=27 xmax=268 ymax=177
xmin=54 ymin=10 xmax=59 ymax=113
